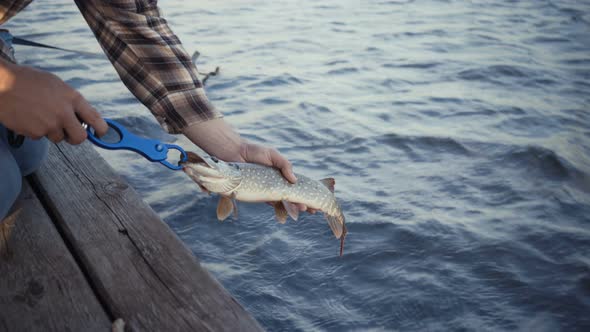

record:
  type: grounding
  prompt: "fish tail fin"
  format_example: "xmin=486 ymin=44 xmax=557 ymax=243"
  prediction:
xmin=324 ymin=212 xmax=347 ymax=256
xmin=340 ymin=225 xmax=348 ymax=257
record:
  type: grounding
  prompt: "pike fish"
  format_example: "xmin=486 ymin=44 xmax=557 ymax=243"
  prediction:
xmin=181 ymin=152 xmax=348 ymax=256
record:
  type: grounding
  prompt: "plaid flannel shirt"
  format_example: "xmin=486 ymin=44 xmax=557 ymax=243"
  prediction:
xmin=0 ymin=0 xmax=222 ymax=134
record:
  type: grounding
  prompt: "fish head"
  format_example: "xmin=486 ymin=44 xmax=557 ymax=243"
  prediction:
xmin=181 ymin=151 xmax=242 ymax=194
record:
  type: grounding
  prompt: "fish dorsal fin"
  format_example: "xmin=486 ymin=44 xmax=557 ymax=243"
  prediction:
xmin=273 ymin=202 xmax=288 ymax=224
xmin=217 ymin=196 xmax=234 ymax=221
xmin=282 ymin=200 xmax=299 ymax=221
xmin=320 ymin=178 xmax=335 ymax=193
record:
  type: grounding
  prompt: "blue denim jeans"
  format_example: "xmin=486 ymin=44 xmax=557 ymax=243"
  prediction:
xmin=0 ymin=29 xmax=15 ymax=59
xmin=0 ymin=31 xmax=49 ymax=220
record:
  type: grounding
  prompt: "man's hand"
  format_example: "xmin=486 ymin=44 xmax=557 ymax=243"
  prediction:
xmin=183 ymin=118 xmax=315 ymax=213
xmin=0 ymin=58 xmax=108 ymax=143
xmin=239 ymin=141 xmax=318 ymax=214
xmin=238 ymin=142 xmax=297 ymax=183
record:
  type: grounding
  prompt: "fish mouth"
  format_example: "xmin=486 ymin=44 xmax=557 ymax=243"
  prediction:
xmin=180 ymin=151 xmax=242 ymax=194
xmin=184 ymin=163 xmax=225 ymax=180
xmin=180 ymin=151 xmax=220 ymax=169
xmin=180 ymin=151 xmax=225 ymax=183
xmin=182 ymin=161 xmax=241 ymax=194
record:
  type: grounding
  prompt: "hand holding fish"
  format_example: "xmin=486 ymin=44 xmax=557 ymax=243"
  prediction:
xmin=182 ymin=118 xmax=312 ymax=212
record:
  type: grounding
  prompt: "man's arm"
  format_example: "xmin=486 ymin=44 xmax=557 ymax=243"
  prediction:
xmin=1 ymin=3 xmax=107 ymax=143
xmin=73 ymin=0 xmax=220 ymax=134
xmin=0 ymin=57 xmax=108 ymax=143
xmin=182 ymin=119 xmax=298 ymax=184
xmin=74 ymin=1 xmax=309 ymax=206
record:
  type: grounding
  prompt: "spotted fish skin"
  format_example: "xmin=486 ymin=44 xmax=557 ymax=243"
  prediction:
xmin=234 ymin=164 xmax=335 ymax=211
xmin=181 ymin=152 xmax=347 ymax=255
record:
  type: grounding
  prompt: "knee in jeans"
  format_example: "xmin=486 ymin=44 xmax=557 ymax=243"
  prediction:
xmin=15 ymin=138 xmax=49 ymax=176
xmin=0 ymin=157 xmax=23 ymax=220
xmin=1 ymin=169 xmax=22 ymax=203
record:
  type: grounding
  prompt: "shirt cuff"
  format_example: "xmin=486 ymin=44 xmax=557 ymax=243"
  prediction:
xmin=149 ymin=87 xmax=223 ymax=134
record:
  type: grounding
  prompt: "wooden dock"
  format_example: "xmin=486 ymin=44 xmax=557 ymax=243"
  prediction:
xmin=0 ymin=142 xmax=263 ymax=331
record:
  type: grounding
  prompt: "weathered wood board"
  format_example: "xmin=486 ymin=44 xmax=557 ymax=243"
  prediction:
xmin=0 ymin=182 xmax=111 ymax=332
xmin=31 ymin=142 xmax=262 ymax=331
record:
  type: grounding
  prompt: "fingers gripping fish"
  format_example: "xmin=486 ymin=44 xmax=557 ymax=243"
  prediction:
xmin=181 ymin=152 xmax=348 ymax=256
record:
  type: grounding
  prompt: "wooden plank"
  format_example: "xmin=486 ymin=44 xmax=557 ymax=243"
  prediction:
xmin=31 ymin=142 xmax=263 ymax=331
xmin=0 ymin=181 xmax=111 ymax=332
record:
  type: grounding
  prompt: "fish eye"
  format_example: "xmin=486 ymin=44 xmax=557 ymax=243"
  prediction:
xmin=211 ymin=156 xmax=219 ymax=163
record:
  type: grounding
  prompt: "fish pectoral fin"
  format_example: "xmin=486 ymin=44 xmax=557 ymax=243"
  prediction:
xmin=320 ymin=178 xmax=335 ymax=193
xmin=273 ymin=202 xmax=288 ymax=224
xmin=282 ymin=200 xmax=299 ymax=221
xmin=217 ymin=196 xmax=234 ymax=221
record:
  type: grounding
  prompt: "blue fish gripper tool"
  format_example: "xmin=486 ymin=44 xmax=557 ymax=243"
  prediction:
xmin=85 ymin=118 xmax=188 ymax=170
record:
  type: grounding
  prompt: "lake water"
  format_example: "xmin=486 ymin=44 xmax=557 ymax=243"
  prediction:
xmin=4 ymin=0 xmax=590 ymax=330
